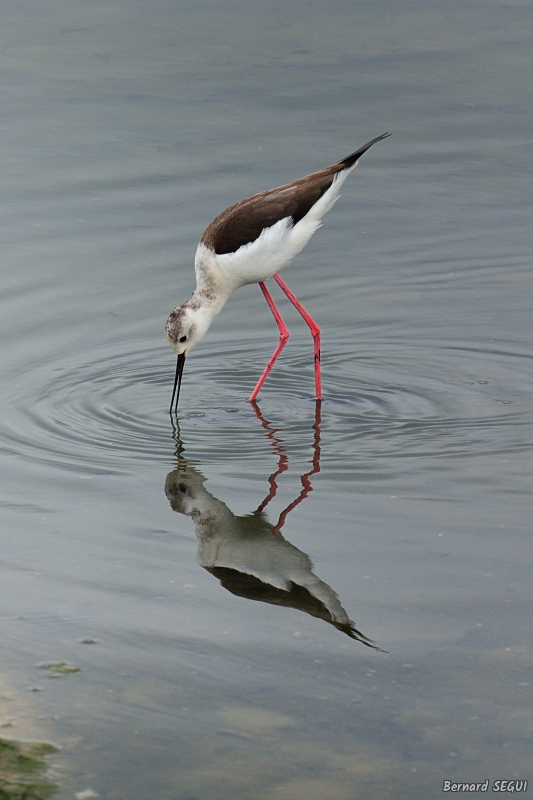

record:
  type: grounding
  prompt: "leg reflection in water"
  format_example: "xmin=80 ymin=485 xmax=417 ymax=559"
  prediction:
xmin=250 ymin=400 xmax=321 ymax=535
xmin=166 ymin=403 xmax=381 ymax=649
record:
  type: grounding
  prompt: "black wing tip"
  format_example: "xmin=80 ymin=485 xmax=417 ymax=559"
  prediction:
xmin=339 ymin=132 xmax=391 ymax=170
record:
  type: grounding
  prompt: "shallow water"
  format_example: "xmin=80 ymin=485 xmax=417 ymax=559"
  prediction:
xmin=1 ymin=1 xmax=532 ymax=798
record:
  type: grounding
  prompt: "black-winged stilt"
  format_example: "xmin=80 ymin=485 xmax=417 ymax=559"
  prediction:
xmin=166 ymin=132 xmax=390 ymax=410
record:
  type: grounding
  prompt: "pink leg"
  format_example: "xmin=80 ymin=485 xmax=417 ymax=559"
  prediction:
xmin=273 ymin=273 xmax=322 ymax=400
xmin=249 ymin=281 xmax=290 ymax=402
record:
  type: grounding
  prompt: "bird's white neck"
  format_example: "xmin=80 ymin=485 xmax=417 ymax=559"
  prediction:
xmin=183 ymin=288 xmax=227 ymax=348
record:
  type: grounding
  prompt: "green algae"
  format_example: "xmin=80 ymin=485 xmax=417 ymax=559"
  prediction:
xmin=37 ymin=663 xmax=80 ymax=678
xmin=0 ymin=737 xmax=57 ymax=799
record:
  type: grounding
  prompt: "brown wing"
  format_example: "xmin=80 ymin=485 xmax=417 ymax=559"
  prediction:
xmin=200 ymin=133 xmax=390 ymax=256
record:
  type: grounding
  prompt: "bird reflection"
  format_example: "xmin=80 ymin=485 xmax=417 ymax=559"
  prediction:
xmin=166 ymin=403 xmax=379 ymax=648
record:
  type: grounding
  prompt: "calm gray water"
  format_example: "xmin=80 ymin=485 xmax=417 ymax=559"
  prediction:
xmin=1 ymin=1 xmax=532 ymax=798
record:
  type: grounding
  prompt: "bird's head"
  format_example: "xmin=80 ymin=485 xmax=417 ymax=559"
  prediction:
xmin=165 ymin=300 xmax=211 ymax=356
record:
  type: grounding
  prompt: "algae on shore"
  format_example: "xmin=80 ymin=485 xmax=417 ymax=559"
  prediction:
xmin=0 ymin=736 xmax=57 ymax=800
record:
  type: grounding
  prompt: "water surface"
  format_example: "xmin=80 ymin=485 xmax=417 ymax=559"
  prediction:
xmin=0 ymin=1 xmax=532 ymax=798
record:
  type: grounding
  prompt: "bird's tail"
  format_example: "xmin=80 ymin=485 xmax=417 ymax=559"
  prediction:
xmin=338 ymin=132 xmax=391 ymax=170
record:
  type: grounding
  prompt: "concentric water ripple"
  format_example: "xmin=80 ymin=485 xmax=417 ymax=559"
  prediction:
xmin=0 ymin=330 xmax=530 ymax=477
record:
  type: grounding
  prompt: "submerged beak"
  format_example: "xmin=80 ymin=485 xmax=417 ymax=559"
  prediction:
xmin=170 ymin=352 xmax=186 ymax=413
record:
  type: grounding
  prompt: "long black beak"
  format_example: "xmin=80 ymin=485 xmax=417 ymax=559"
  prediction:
xmin=170 ymin=352 xmax=186 ymax=413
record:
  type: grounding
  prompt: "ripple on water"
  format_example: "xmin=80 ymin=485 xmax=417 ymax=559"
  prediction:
xmin=0 ymin=334 xmax=529 ymax=476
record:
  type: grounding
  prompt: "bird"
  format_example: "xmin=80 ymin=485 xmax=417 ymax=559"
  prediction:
xmin=165 ymin=132 xmax=390 ymax=410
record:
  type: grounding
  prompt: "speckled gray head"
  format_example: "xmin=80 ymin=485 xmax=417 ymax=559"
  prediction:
xmin=165 ymin=303 xmax=195 ymax=355
xmin=165 ymin=293 xmax=223 ymax=355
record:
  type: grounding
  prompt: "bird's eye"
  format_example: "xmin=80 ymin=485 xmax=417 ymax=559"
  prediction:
xmin=179 ymin=335 xmax=187 ymax=343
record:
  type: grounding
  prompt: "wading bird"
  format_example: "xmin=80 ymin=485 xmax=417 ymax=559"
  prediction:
xmin=166 ymin=133 xmax=390 ymax=410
